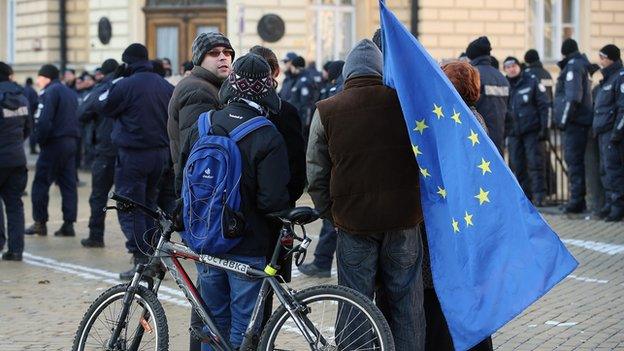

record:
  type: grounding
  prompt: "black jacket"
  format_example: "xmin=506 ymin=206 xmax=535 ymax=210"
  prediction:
xmin=178 ymin=102 xmax=290 ymax=257
xmin=78 ymin=75 xmax=116 ymax=157
xmin=553 ymin=52 xmax=593 ymax=128
xmin=471 ymin=55 xmax=510 ymax=154
xmin=524 ymin=61 xmax=554 ymax=102
xmin=506 ymin=72 xmax=550 ymax=136
xmin=0 ymin=81 xmax=30 ymax=167
xmin=592 ymin=60 xmax=624 ymax=136
xmin=287 ymin=71 xmax=317 ymax=128
xmin=98 ymin=61 xmax=174 ymax=149
xmin=279 ymin=72 xmax=296 ymax=101
xmin=23 ymin=84 xmax=38 ymax=118
xmin=34 ymin=79 xmax=79 ymax=145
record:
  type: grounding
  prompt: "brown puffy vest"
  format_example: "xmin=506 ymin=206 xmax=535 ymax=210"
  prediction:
xmin=316 ymin=75 xmax=423 ymax=234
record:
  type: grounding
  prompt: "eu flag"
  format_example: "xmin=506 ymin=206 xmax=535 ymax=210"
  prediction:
xmin=379 ymin=2 xmax=578 ymax=350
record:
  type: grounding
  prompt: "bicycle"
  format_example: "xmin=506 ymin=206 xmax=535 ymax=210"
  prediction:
xmin=72 ymin=192 xmax=395 ymax=351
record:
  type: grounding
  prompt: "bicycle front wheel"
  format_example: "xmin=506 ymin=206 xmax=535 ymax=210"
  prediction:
xmin=259 ymin=284 xmax=395 ymax=351
xmin=72 ymin=284 xmax=169 ymax=351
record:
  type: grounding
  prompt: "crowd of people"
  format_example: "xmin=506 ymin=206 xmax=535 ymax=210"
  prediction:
xmin=0 ymin=28 xmax=623 ymax=351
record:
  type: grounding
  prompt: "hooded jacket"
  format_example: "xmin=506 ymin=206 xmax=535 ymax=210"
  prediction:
xmin=0 ymin=81 xmax=30 ymax=167
xmin=553 ymin=52 xmax=593 ymax=128
xmin=307 ymin=39 xmax=423 ymax=234
xmin=168 ymin=65 xmax=223 ymax=182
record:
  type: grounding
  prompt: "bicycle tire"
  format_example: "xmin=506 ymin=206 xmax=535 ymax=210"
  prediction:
xmin=258 ymin=284 xmax=395 ymax=351
xmin=72 ymin=283 xmax=169 ymax=351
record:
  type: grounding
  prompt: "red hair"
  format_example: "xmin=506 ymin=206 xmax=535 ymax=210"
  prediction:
xmin=441 ymin=61 xmax=481 ymax=106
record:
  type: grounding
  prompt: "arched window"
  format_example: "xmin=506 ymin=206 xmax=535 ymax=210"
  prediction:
xmin=313 ymin=0 xmax=356 ymax=68
xmin=528 ymin=0 xmax=580 ymax=61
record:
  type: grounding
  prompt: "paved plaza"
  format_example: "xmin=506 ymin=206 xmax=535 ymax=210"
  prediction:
xmin=0 ymin=167 xmax=623 ymax=351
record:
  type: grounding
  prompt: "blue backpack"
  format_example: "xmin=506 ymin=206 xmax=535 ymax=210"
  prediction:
xmin=181 ymin=111 xmax=274 ymax=255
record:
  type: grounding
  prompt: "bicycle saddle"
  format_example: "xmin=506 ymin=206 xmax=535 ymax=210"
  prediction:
xmin=268 ymin=207 xmax=320 ymax=225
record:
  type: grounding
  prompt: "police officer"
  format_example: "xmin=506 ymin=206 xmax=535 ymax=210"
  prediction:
xmin=25 ymin=64 xmax=80 ymax=237
xmin=23 ymin=78 xmax=39 ymax=155
xmin=524 ymin=49 xmax=554 ymax=101
xmin=503 ymin=57 xmax=550 ymax=206
xmin=319 ymin=60 xmax=345 ymax=101
xmin=77 ymin=59 xmax=119 ymax=248
xmin=466 ymin=36 xmax=510 ymax=156
xmin=96 ymin=43 xmax=173 ymax=279
xmin=278 ymin=52 xmax=298 ymax=101
xmin=592 ymin=45 xmax=624 ymax=222
xmin=553 ymin=39 xmax=593 ymax=213
xmin=0 ymin=62 xmax=30 ymax=261
xmin=287 ymin=56 xmax=317 ymax=139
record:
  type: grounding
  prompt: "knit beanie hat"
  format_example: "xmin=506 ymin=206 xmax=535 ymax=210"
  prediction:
xmin=0 ymin=61 xmax=13 ymax=82
xmin=292 ymin=56 xmax=306 ymax=69
xmin=101 ymin=58 xmax=119 ymax=75
xmin=561 ymin=38 xmax=579 ymax=56
xmin=327 ymin=60 xmax=345 ymax=82
xmin=191 ymin=32 xmax=234 ymax=66
xmin=524 ymin=49 xmax=540 ymax=64
xmin=503 ymin=56 xmax=521 ymax=68
xmin=218 ymin=53 xmax=280 ymax=114
xmin=38 ymin=64 xmax=60 ymax=80
xmin=600 ymin=44 xmax=621 ymax=62
xmin=122 ymin=43 xmax=148 ymax=64
xmin=466 ymin=36 xmax=492 ymax=60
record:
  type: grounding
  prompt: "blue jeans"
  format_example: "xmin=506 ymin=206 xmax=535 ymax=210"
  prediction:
xmin=312 ymin=219 xmax=337 ymax=270
xmin=337 ymin=227 xmax=426 ymax=351
xmin=197 ymin=254 xmax=265 ymax=350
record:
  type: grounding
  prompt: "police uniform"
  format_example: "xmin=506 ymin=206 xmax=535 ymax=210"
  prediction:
xmin=525 ymin=62 xmax=554 ymax=102
xmin=553 ymin=52 xmax=593 ymax=211
xmin=287 ymin=71 xmax=317 ymax=138
xmin=592 ymin=60 xmax=624 ymax=220
xmin=0 ymin=80 xmax=30 ymax=257
xmin=31 ymin=79 xmax=80 ymax=228
xmin=506 ymin=71 xmax=550 ymax=203
xmin=279 ymin=72 xmax=296 ymax=101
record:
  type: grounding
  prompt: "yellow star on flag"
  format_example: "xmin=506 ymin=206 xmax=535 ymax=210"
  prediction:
xmin=432 ymin=103 xmax=444 ymax=119
xmin=412 ymin=144 xmax=423 ymax=157
xmin=468 ymin=129 xmax=480 ymax=147
xmin=436 ymin=186 xmax=447 ymax=199
xmin=414 ymin=119 xmax=429 ymax=134
xmin=477 ymin=158 xmax=492 ymax=175
xmin=464 ymin=211 xmax=474 ymax=227
xmin=420 ymin=167 xmax=431 ymax=178
xmin=452 ymin=218 xmax=460 ymax=233
xmin=451 ymin=109 xmax=462 ymax=124
xmin=475 ymin=187 xmax=490 ymax=205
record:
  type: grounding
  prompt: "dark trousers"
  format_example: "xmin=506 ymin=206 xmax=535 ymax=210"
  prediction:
xmin=0 ymin=167 xmax=27 ymax=254
xmin=564 ymin=124 xmax=590 ymax=204
xmin=32 ymin=138 xmax=78 ymax=223
xmin=87 ymin=154 xmax=116 ymax=241
xmin=312 ymin=218 xmax=337 ymax=270
xmin=156 ymin=161 xmax=177 ymax=215
xmin=598 ymin=131 xmax=624 ymax=210
xmin=336 ymin=227 xmax=426 ymax=351
xmin=508 ymin=131 xmax=546 ymax=199
xmin=0 ymin=201 xmax=4 ymax=249
xmin=115 ymin=147 xmax=167 ymax=257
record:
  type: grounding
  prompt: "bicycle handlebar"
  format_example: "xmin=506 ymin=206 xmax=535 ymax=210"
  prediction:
xmin=108 ymin=191 xmax=161 ymax=220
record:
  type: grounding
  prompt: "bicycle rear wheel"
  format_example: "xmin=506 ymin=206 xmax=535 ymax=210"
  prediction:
xmin=72 ymin=284 xmax=169 ymax=351
xmin=259 ymin=284 xmax=395 ymax=351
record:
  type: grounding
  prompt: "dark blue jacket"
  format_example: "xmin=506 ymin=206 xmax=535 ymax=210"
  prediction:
xmin=524 ymin=61 xmax=554 ymax=102
xmin=23 ymin=84 xmax=38 ymax=118
xmin=279 ymin=72 xmax=296 ymax=101
xmin=592 ymin=60 xmax=624 ymax=136
xmin=506 ymin=72 xmax=550 ymax=136
xmin=471 ymin=55 xmax=510 ymax=153
xmin=98 ymin=61 xmax=174 ymax=149
xmin=0 ymin=81 xmax=31 ymax=167
xmin=34 ymin=79 xmax=79 ymax=145
xmin=78 ymin=75 xmax=116 ymax=156
xmin=287 ymin=71 xmax=317 ymax=128
xmin=553 ymin=52 xmax=593 ymax=127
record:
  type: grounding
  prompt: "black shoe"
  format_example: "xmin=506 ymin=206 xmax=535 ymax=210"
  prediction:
xmin=54 ymin=222 xmax=75 ymax=237
xmin=119 ymin=256 xmax=150 ymax=281
xmin=2 ymin=252 xmax=23 ymax=261
xmin=81 ymin=238 xmax=104 ymax=248
xmin=564 ymin=201 xmax=586 ymax=214
xmin=298 ymin=263 xmax=331 ymax=278
xmin=25 ymin=222 xmax=47 ymax=236
xmin=605 ymin=207 xmax=624 ymax=222
xmin=595 ymin=204 xmax=611 ymax=219
xmin=533 ymin=194 xmax=546 ymax=207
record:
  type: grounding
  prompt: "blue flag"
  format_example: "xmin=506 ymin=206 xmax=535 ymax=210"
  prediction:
xmin=379 ymin=2 xmax=578 ymax=350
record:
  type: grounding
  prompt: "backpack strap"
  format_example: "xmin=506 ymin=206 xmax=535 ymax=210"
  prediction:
xmin=229 ymin=116 xmax=275 ymax=142
xmin=197 ymin=111 xmax=214 ymax=136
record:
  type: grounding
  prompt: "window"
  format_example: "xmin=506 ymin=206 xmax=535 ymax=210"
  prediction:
xmin=528 ymin=0 xmax=580 ymax=61
xmin=313 ymin=0 xmax=356 ymax=69
xmin=6 ymin=0 xmax=15 ymax=63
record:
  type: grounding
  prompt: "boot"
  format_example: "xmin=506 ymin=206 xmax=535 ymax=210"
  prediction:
xmin=81 ymin=237 xmax=105 ymax=248
xmin=25 ymin=221 xmax=47 ymax=236
xmin=564 ymin=200 xmax=585 ymax=214
xmin=595 ymin=204 xmax=611 ymax=219
xmin=605 ymin=206 xmax=624 ymax=222
xmin=298 ymin=262 xmax=332 ymax=278
xmin=2 ymin=252 xmax=23 ymax=261
xmin=54 ymin=222 xmax=75 ymax=237
xmin=119 ymin=256 xmax=149 ymax=281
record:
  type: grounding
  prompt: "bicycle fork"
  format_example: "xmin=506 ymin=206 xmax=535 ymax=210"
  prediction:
xmin=106 ymin=265 xmax=147 ymax=350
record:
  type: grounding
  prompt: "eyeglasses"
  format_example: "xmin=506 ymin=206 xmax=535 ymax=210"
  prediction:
xmin=206 ymin=49 xmax=234 ymax=58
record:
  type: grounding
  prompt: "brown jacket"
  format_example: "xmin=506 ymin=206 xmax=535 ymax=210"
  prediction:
xmin=307 ymin=75 xmax=423 ymax=234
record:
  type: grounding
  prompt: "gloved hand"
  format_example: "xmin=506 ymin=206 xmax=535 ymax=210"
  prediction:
xmin=538 ymin=128 xmax=549 ymax=141
xmin=172 ymin=198 xmax=185 ymax=232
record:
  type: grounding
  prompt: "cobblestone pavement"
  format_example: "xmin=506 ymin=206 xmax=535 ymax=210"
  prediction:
xmin=0 ymin=168 xmax=623 ymax=350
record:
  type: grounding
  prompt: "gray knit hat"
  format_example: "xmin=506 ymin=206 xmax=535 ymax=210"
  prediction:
xmin=191 ymin=32 xmax=235 ymax=66
xmin=219 ymin=53 xmax=280 ymax=114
